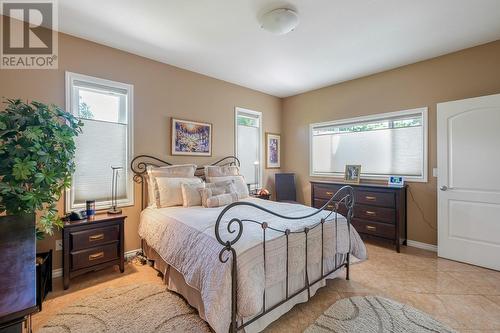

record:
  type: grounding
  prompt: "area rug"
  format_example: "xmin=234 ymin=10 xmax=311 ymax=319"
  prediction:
xmin=38 ymin=284 xmax=212 ymax=333
xmin=305 ymin=296 xmax=456 ymax=333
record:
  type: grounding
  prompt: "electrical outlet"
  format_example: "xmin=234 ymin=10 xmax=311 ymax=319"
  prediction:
xmin=55 ymin=239 xmax=63 ymax=251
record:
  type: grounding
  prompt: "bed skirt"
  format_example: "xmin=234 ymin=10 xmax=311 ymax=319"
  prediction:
xmin=142 ymin=240 xmax=347 ymax=333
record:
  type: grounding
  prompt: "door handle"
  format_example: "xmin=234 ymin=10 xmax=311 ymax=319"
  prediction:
xmin=440 ymin=185 xmax=448 ymax=191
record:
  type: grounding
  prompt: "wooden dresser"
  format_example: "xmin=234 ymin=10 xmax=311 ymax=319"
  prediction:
xmin=311 ymin=181 xmax=407 ymax=252
xmin=63 ymin=214 xmax=126 ymax=289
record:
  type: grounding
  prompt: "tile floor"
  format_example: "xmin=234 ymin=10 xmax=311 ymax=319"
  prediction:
xmin=32 ymin=241 xmax=500 ymax=332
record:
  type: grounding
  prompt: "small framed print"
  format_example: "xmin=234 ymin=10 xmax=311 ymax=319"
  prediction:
xmin=344 ymin=165 xmax=361 ymax=184
xmin=266 ymin=133 xmax=281 ymax=169
xmin=388 ymin=176 xmax=404 ymax=187
xmin=171 ymin=118 xmax=212 ymax=156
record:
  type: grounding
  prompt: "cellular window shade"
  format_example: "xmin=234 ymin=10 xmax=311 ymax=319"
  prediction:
xmin=72 ymin=119 xmax=128 ymax=204
xmin=237 ymin=124 xmax=259 ymax=184
xmin=312 ymin=112 xmax=425 ymax=178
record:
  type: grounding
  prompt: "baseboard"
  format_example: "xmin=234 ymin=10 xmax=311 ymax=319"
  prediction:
xmin=51 ymin=248 xmax=142 ymax=279
xmin=406 ymin=240 xmax=437 ymax=252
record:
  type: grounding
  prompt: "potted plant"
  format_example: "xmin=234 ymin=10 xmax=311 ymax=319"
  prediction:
xmin=0 ymin=99 xmax=81 ymax=324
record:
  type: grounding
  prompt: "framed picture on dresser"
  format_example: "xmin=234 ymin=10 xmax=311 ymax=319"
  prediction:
xmin=171 ymin=118 xmax=212 ymax=156
xmin=265 ymin=133 xmax=281 ymax=169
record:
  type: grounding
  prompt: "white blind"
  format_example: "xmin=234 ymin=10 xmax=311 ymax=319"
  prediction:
xmin=73 ymin=119 xmax=128 ymax=204
xmin=237 ymin=125 xmax=259 ymax=184
xmin=311 ymin=110 xmax=426 ymax=179
xmin=236 ymin=109 xmax=261 ymax=187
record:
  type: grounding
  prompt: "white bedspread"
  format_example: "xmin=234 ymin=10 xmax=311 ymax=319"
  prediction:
xmin=139 ymin=198 xmax=367 ymax=333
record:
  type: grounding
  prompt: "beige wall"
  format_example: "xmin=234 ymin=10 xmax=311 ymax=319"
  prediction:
xmin=0 ymin=31 xmax=281 ymax=269
xmin=282 ymin=40 xmax=500 ymax=245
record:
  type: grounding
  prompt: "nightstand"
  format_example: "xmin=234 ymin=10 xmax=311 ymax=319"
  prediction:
xmin=63 ymin=214 xmax=126 ymax=289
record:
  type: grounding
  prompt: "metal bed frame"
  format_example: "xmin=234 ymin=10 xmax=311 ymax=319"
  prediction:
xmin=131 ymin=155 xmax=354 ymax=333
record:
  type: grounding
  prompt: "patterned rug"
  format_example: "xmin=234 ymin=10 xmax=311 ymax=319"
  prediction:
xmin=305 ymin=296 xmax=457 ymax=333
xmin=38 ymin=284 xmax=212 ymax=333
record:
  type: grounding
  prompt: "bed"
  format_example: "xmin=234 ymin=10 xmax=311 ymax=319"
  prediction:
xmin=131 ymin=155 xmax=367 ymax=333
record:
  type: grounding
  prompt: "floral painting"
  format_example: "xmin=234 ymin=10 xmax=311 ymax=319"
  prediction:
xmin=266 ymin=133 xmax=280 ymax=168
xmin=171 ymin=118 xmax=212 ymax=156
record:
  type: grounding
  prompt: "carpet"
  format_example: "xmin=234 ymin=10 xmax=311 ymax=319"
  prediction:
xmin=305 ymin=296 xmax=457 ymax=333
xmin=38 ymin=284 xmax=212 ymax=333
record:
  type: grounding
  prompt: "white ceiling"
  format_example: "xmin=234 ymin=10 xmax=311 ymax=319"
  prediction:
xmin=58 ymin=0 xmax=500 ymax=97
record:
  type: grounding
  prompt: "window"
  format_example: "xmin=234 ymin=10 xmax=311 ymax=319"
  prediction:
xmin=235 ymin=108 xmax=262 ymax=190
xmin=310 ymin=108 xmax=428 ymax=182
xmin=65 ymin=72 xmax=134 ymax=212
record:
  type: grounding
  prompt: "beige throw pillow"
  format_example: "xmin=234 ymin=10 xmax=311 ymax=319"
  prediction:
xmin=181 ymin=182 xmax=205 ymax=207
xmin=204 ymin=165 xmax=240 ymax=177
xmin=154 ymin=177 xmax=202 ymax=208
xmin=206 ymin=192 xmax=239 ymax=208
xmin=206 ymin=175 xmax=249 ymax=199
xmin=198 ymin=180 xmax=235 ymax=207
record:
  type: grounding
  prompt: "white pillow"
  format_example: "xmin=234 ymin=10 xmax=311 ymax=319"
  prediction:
xmin=154 ymin=177 xmax=202 ymax=208
xmin=206 ymin=175 xmax=249 ymax=199
xmin=181 ymin=182 xmax=205 ymax=207
xmin=146 ymin=164 xmax=197 ymax=207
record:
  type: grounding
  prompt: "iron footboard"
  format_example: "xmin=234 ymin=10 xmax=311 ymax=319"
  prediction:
xmin=214 ymin=185 xmax=355 ymax=333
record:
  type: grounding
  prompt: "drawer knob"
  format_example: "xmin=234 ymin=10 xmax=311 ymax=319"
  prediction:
xmin=365 ymin=211 xmax=376 ymax=216
xmin=366 ymin=225 xmax=377 ymax=231
xmin=89 ymin=252 xmax=105 ymax=261
xmin=365 ymin=196 xmax=377 ymax=201
xmin=327 ymin=205 xmax=334 ymax=210
xmin=326 ymin=191 xmax=333 ymax=195
xmin=89 ymin=233 xmax=105 ymax=242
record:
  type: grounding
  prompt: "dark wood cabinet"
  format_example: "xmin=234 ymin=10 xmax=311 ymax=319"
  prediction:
xmin=311 ymin=181 xmax=407 ymax=252
xmin=0 ymin=214 xmax=37 ymax=332
xmin=63 ymin=214 xmax=126 ymax=289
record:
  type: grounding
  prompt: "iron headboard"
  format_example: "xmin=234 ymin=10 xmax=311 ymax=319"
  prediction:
xmin=130 ymin=154 xmax=240 ymax=209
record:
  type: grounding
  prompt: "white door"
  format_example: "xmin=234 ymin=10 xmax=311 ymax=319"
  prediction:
xmin=437 ymin=94 xmax=500 ymax=271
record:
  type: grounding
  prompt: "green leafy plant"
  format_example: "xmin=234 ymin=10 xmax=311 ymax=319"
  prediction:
xmin=0 ymin=99 xmax=82 ymax=238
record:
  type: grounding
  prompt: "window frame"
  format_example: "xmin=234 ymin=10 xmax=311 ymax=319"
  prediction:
xmin=234 ymin=107 xmax=263 ymax=189
xmin=309 ymin=107 xmax=428 ymax=182
xmin=65 ymin=71 xmax=134 ymax=213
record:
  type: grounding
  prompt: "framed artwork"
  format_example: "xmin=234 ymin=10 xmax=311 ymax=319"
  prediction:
xmin=344 ymin=165 xmax=361 ymax=184
xmin=266 ymin=133 xmax=281 ymax=169
xmin=171 ymin=118 xmax=212 ymax=156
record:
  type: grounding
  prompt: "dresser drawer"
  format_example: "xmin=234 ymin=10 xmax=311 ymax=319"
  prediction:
xmin=71 ymin=243 xmax=119 ymax=270
xmin=313 ymin=199 xmax=348 ymax=216
xmin=351 ymin=218 xmax=395 ymax=239
xmin=354 ymin=205 xmax=396 ymax=224
xmin=71 ymin=225 xmax=119 ymax=251
xmin=313 ymin=184 xmax=344 ymax=200
xmin=356 ymin=190 xmax=395 ymax=207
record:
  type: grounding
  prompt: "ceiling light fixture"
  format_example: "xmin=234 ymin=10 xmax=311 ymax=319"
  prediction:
xmin=260 ymin=8 xmax=299 ymax=35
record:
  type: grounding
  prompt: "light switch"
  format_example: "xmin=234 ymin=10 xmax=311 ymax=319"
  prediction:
xmin=432 ymin=168 xmax=438 ymax=178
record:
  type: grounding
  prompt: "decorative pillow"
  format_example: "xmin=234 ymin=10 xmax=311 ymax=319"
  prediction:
xmin=181 ymin=182 xmax=205 ymax=207
xmin=154 ymin=177 xmax=202 ymax=208
xmin=206 ymin=175 xmax=249 ymax=199
xmin=206 ymin=192 xmax=239 ymax=208
xmin=204 ymin=165 xmax=240 ymax=178
xmin=146 ymin=164 xmax=197 ymax=207
xmin=199 ymin=181 xmax=235 ymax=208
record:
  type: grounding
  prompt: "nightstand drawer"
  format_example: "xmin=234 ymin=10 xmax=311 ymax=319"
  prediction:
xmin=354 ymin=205 xmax=396 ymax=224
xmin=351 ymin=218 xmax=395 ymax=239
xmin=355 ymin=190 xmax=395 ymax=207
xmin=71 ymin=225 xmax=119 ymax=251
xmin=313 ymin=184 xmax=343 ymax=200
xmin=71 ymin=243 xmax=119 ymax=270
